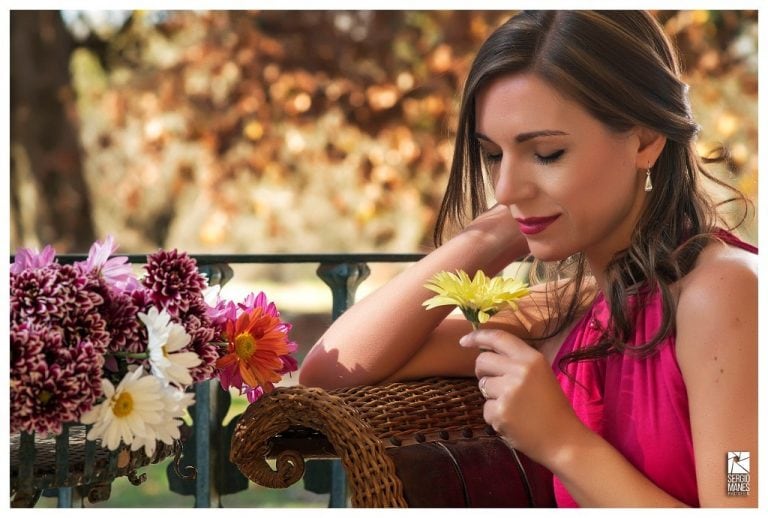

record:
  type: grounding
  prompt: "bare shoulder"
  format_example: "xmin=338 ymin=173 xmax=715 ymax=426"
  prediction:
xmin=675 ymin=237 xmax=757 ymax=367
xmin=676 ymin=238 xmax=757 ymax=312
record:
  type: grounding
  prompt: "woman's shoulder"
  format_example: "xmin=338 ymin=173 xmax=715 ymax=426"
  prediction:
xmin=675 ymin=233 xmax=757 ymax=330
xmin=678 ymin=234 xmax=757 ymax=301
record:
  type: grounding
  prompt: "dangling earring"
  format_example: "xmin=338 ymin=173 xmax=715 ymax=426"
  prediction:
xmin=644 ymin=166 xmax=653 ymax=192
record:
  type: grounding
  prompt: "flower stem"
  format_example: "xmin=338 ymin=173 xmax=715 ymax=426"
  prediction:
xmin=108 ymin=351 xmax=149 ymax=360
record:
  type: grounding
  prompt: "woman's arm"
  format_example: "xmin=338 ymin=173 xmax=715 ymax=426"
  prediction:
xmin=675 ymin=245 xmax=758 ymax=507
xmin=298 ymin=204 xmax=530 ymax=389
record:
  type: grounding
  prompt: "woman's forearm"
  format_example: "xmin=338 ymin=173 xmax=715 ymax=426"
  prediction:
xmin=299 ymin=205 xmax=528 ymax=389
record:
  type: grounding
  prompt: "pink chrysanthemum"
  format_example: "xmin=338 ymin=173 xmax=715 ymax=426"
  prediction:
xmin=243 ymin=386 xmax=266 ymax=404
xmin=238 ymin=292 xmax=279 ymax=316
xmin=203 ymin=286 xmax=237 ymax=333
xmin=77 ymin=235 xmax=135 ymax=291
xmin=142 ymin=249 xmax=207 ymax=316
xmin=279 ymin=353 xmax=299 ymax=375
xmin=11 ymin=321 xmax=105 ymax=435
xmin=11 ymin=245 xmax=56 ymax=274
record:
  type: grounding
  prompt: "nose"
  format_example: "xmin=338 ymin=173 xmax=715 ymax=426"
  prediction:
xmin=493 ymin=157 xmax=533 ymax=206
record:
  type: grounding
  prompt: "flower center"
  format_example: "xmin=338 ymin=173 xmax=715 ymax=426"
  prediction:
xmin=234 ymin=333 xmax=257 ymax=360
xmin=161 ymin=344 xmax=170 ymax=358
xmin=38 ymin=390 xmax=52 ymax=404
xmin=112 ymin=392 xmax=134 ymax=418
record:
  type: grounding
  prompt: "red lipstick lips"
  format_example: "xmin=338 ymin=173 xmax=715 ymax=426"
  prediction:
xmin=515 ymin=214 xmax=561 ymax=235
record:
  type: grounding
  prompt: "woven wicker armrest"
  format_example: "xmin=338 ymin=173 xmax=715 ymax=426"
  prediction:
xmin=230 ymin=377 xmax=555 ymax=507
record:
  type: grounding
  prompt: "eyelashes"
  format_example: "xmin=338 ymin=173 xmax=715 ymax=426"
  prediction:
xmin=481 ymin=149 xmax=566 ymax=165
xmin=536 ymin=149 xmax=565 ymax=164
xmin=483 ymin=152 xmax=503 ymax=164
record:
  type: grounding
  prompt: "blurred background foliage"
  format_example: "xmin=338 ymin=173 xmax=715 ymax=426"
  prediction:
xmin=10 ymin=10 xmax=758 ymax=264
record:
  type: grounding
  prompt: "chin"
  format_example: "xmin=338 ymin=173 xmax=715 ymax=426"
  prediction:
xmin=527 ymin=243 xmax=572 ymax=263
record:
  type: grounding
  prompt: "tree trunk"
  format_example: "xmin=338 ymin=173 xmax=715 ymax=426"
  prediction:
xmin=10 ymin=10 xmax=95 ymax=252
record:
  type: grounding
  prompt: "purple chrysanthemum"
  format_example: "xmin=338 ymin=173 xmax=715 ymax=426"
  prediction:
xmin=177 ymin=300 xmax=219 ymax=383
xmin=10 ymin=264 xmax=110 ymax=350
xmin=11 ymin=321 xmax=105 ymax=436
xmin=91 ymin=274 xmax=145 ymax=355
xmin=83 ymin=273 xmax=148 ymax=381
xmin=10 ymin=263 xmax=111 ymax=435
xmin=142 ymin=249 xmax=207 ymax=316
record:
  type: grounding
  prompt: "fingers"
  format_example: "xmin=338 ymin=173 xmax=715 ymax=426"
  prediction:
xmin=478 ymin=374 xmax=502 ymax=400
xmin=475 ymin=351 xmax=509 ymax=378
xmin=462 ymin=328 xmax=543 ymax=384
xmin=479 ymin=375 xmax=490 ymax=399
xmin=459 ymin=328 xmax=533 ymax=359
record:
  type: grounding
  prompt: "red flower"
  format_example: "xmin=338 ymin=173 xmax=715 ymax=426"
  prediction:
xmin=216 ymin=305 xmax=293 ymax=396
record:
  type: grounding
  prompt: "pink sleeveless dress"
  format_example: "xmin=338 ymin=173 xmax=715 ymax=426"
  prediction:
xmin=550 ymin=230 xmax=757 ymax=507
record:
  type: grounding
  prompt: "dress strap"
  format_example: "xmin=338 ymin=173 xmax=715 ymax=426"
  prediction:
xmin=713 ymin=228 xmax=757 ymax=254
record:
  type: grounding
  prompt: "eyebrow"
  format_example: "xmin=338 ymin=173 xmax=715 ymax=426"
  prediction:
xmin=475 ymin=129 xmax=569 ymax=144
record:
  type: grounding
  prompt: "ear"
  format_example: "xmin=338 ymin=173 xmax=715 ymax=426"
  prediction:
xmin=634 ymin=127 xmax=666 ymax=169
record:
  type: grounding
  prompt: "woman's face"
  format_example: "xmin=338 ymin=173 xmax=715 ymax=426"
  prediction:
xmin=475 ymin=72 xmax=648 ymax=270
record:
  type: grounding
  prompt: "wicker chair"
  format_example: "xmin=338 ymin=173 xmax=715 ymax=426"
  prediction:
xmin=230 ymin=377 xmax=556 ymax=507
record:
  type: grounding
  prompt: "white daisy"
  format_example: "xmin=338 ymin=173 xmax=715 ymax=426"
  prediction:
xmin=81 ymin=368 xmax=165 ymax=453
xmin=138 ymin=307 xmax=201 ymax=388
xmin=132 ymin=385 xmax=195 ymax=455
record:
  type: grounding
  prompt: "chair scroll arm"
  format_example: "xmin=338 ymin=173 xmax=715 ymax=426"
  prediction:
xmin=230 ymin=385 xmax=407 ymax=507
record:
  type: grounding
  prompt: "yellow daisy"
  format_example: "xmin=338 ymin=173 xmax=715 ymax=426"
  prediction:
xmin=423 ymin=269 xmax=529 ymax=329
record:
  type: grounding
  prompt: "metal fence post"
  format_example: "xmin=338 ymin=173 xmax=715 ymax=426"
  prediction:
xmin=317 ymin=262 xmax=371 ymax=321
xmin=194 ymin=380 xmax=211 ymax=507
xmin=54 ymin=424 xmax=71 ymax=507
xmin=312 ymin=261 xmax=371 ymax=508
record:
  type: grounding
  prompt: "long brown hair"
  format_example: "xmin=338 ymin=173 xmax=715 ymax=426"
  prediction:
xmin=434 ymin=11 xmax=751 ymax=368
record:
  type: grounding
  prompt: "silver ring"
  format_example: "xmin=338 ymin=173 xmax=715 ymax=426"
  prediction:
xmin=479 ymin=376 xmax=489 ymax=399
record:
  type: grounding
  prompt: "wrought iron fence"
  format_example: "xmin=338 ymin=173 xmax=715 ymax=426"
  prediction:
xmin=10 ymin=253 xmax=424 ymax=508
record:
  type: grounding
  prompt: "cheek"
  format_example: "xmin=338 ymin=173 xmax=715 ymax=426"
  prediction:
xmin=548 ymin=151 xmax=637 ymax=220
xmin=571 ymin=147 xmax=636 ymax=197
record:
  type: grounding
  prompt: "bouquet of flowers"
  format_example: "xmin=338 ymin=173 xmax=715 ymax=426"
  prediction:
xmin=10 ymin=236 xmax=298 ymax=457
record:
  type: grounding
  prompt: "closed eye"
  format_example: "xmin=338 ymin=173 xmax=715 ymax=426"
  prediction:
xmin=483 ymin=151 xmax=502 ymax=164
xmin=535 ymin=149 xmax=565 ymax=164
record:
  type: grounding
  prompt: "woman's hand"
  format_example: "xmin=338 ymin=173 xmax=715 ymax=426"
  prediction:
xmin=460 ymin=203 xmax=529 ymax=268
xmin=459 ymin=328 xmax=581 ymax=465
xmin=460 ymin=328 xmax=691 ymax=506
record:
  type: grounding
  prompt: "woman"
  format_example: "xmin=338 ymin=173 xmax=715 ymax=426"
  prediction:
xmin=299 ymin=11 xmax=757 ymax=507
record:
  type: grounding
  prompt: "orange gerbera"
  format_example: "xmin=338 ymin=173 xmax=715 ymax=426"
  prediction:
xmin=215 ymin=305 xmax=292 ymax=391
